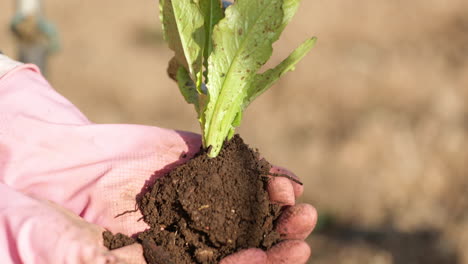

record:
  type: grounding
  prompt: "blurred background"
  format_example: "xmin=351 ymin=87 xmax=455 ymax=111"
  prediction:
xmin=1 ymin=0 xmax=468 ymax=263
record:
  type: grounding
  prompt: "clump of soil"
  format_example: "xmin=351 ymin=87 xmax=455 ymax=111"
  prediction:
xmin=104 ymin=135 xmax=282 ymax=263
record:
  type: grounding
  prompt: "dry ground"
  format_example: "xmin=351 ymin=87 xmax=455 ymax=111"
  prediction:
xmin=1 ymin=0 xmax=467 ymax=263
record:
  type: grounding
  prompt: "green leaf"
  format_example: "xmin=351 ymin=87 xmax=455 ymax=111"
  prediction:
xmin=198 ymin=0 xmax=224 ymax=80
xmin=281 ymin=0 xmax=301 ymax=31
xmin=176 ymin=66 xmax=200 ymax=111
xmin=226 ymin=111 xmax=242 ymax=139
xmin=244 ymin=37 xmax=317 ymax=107
xmin=203 ymin=0 xmax=287 ymax=157
xmin=160 ymin=0 xmax=205 ymax=80
xmin=159 ymin=0 xmax=315 ymax=158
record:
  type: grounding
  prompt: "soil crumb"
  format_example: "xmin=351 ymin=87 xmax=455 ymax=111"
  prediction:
xmin=103 ymin=231 xmax=135 ymax=250
xmin=104 ymin=135 xmax=282 ymax=263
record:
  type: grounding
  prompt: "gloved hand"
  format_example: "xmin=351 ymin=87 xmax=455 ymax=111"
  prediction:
xmin=0 ymin=60 xmax=316 ymax=264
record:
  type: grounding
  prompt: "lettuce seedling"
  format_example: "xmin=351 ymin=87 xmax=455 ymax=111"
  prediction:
xmin=161 ymin=0 xmax=316 ymax=157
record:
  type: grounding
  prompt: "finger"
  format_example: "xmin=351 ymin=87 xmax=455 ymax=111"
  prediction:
xmin=111 ymin=244 xmax=146 ymax=264
xmin=82 ymin=250 xmax=128 ymax=264
xmin=220 ymin=248 xmax=267 ymax=264
xmin=276 ymin=204 xmax=317 ymax=240
xmin=38 ymin=200 xmax=133 ymax=264
xmin=140 ymin=239 xmax=175 ymax=264
xmin=267 ymin=176 xmax=295 ymax=206
xmin=270 ymin=166 xmax=304 ymax=198
xmin=266 ymin=240 xmax=311 ymax=264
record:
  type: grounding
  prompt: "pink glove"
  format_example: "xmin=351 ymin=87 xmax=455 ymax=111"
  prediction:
xmin=0 ymin=59 xmax=316 ymax=264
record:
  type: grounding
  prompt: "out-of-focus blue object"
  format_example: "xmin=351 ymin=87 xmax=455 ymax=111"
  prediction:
xmin=222 ymin=0 xmax=232 ymax=9
xmin=10 ymin=0 xmax=60 ymax=75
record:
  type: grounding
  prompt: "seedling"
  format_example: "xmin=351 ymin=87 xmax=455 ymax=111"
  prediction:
xmin=161 ymin=0 xmax=316 ymax=157
xmin=103 ymin=1 xmax=316 ymax=261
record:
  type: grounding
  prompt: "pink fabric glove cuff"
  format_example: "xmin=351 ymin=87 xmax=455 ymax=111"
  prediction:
xmin=0 ymin=54 xmax=23 ymax=79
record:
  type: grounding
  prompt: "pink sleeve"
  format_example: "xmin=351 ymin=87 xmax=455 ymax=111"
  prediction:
xmin=0 ymin=64 xmax=91 ymax=126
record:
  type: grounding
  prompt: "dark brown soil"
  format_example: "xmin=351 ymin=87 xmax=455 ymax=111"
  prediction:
xmin=103 ymin=135 xmax=282 ymax=263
